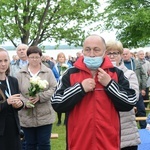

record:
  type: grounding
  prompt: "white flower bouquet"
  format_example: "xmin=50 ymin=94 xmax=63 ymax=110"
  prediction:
xmin=60 ymin=63 xmax=68 ymax=75
xmin=26 ymin=76 xmax=48 ymax=108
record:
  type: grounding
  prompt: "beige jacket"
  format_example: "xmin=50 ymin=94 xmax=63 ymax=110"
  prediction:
xmin=17 ymin=63 xmax=57 ymax=127
xmin=119 ymin=63 xmax=141 ymax=148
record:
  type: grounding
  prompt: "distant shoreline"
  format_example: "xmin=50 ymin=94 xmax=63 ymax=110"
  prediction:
xmin=7 ymin=49 xmax=82 ymax=60
xmin=0 ymin=44 xmax=82 ymax=51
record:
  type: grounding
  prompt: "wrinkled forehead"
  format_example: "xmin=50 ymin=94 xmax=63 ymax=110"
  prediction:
xmin=123 ymin=49 xmax=130 ymax=54
xmin=17 ymin=46 xmax=27 ymax=50
xmin=138 ymin=51 xmax=144 ymax=55
xmin=83 ymin=36 xmax=106 ymax=49
xmin=17 ymin=44 xmax=28 ymax=51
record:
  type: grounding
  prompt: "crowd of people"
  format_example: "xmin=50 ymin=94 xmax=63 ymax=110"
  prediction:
xmin=0 ymin=35 xmax=150 ymax=150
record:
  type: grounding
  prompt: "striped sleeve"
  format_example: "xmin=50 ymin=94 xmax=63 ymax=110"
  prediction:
xmin=51 ymin=70 xmax=86 ymax=113
xmin=105 ymin=71 xmax=137 ymax=111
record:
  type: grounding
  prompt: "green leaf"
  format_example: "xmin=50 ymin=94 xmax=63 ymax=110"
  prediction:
xmin=0 ymin=0 xmax=102 ymax=47
xmin=99 ymin=0 xmax=150 ymax=48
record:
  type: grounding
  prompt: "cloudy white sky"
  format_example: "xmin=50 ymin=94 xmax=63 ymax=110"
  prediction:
xmin=88 ymin=30 xmax=116 ymax=42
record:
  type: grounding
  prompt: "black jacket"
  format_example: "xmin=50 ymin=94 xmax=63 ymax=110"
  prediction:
xmin=0 ymin=76 xmax=23 ymax=135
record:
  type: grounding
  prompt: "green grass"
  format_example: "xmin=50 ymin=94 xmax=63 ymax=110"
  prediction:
xmin=51 ymin=113 xmax=66 ymax=150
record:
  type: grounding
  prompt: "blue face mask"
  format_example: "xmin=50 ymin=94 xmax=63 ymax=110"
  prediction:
xmin=83 ymin=56 xmax=103 ymax=70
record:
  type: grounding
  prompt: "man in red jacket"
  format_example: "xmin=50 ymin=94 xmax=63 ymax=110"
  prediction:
xmin=51 ymin=35 xmax=137 ymax=150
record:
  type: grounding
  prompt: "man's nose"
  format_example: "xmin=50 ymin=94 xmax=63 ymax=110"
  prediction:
xmin=89 ymin=50 xmax=95 ymax=57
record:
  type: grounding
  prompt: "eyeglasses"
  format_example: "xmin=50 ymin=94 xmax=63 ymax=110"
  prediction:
xmin=28 ymin=56 xmax=41 ymax=60
xmin=107 ymin=52 xmax=120 ymax=57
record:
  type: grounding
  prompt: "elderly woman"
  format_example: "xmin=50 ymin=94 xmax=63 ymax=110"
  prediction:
xmin=106 ymin=40 xmax=140 ymax=150
xmin=17 ymin=46 xmax=57 ymax=150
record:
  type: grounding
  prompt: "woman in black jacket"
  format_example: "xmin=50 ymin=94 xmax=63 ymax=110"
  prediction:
xmin=0 ymin=48 xmax=24 ymax=150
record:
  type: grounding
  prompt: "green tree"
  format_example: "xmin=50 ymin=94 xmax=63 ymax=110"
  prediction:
xmin=0 ymin=0 xmax=101 ymax=47
xmin=101 ymin=0 xmax=150 ymax=48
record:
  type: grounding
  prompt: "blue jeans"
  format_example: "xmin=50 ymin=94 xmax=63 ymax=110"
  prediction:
xmin=22 ymin=124 xmax=52 ymax=150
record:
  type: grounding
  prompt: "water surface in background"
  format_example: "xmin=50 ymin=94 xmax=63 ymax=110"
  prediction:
xmin=7 ymin=49 xmax=82 ymax=60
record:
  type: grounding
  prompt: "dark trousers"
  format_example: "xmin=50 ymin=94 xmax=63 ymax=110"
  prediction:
xmin=21 ymin=138 xmax=26 ymax=150
xmin=57 ymin=112 xmax=62 ymax=123
xmin=20 ymin=128 xmax=26 ymax=150
xmin=121 ymin=145 xmax=138 ymax=150
xmin=57 ymin=112 xmax=66 ymax=125
xmin=22 ymin=124 xmax=52 ymax=150
xmin=143 ymin=87 xmax=149 ymax=107
xmin=136 ymin=93 xmax=147 ymax=129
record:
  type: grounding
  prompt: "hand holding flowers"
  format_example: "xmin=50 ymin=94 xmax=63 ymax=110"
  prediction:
xmin=60 ymin=63 xmax=68 ymax=75
xmin=26 ymin=100 xmax=35 ymax=108
xmin=26 ymin=76 xmax=48 ymax=109
xmin=26 ymin=96 xmax=39 ymax=108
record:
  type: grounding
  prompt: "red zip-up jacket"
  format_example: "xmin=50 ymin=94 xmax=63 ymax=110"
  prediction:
xmin=51 ymin=56 xmax=137 ymax=150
